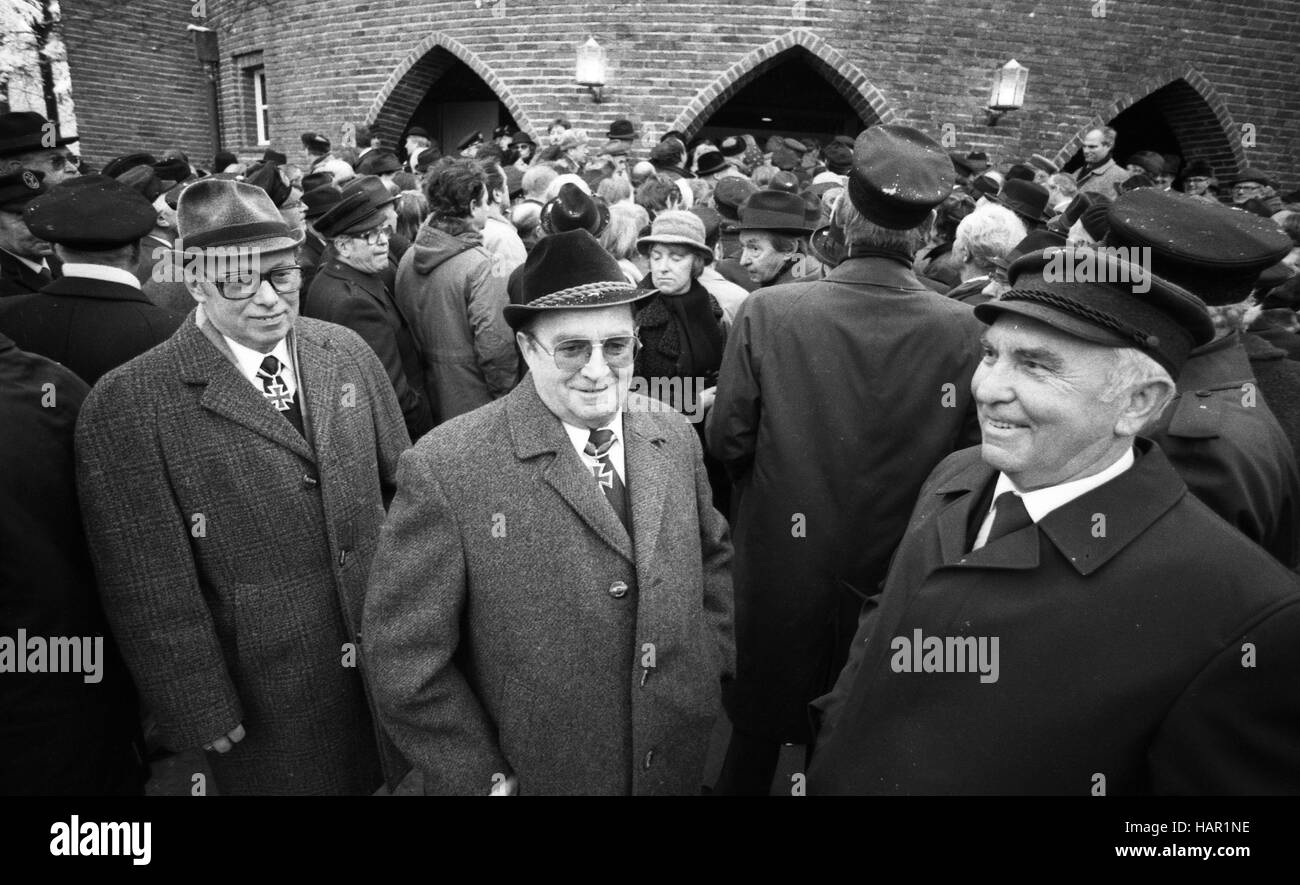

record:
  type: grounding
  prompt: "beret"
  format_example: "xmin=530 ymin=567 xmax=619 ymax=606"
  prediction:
xmin=848 ymin=125 xmax=954 ymax=229
xmin=1106 ymin=188 xmax=1293 ymax=304
xmin=24 ymin=174 xmax=156 ymax=248
xmin=976 ymin=246 xmax=1214 ymax=377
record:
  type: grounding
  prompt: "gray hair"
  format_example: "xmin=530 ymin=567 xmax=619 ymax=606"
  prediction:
xmin=1099 ymin=347 xmax=1176 ymax=428
xmin=953 ymin=204 xmax=1026 ymax=274
xmin=832 ymin=192 xmax=926 ymax=255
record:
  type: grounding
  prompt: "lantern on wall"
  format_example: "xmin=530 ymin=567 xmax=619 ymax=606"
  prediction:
xmin=987 ymin=59 xmax=1028 ymax=125
xmin=575 ymin=37 xmax=607 ymax=103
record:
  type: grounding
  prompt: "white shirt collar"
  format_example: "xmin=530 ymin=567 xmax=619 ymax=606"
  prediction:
xmin=562 ymin=413 xmax=626 ymax=481
xmin=993 ymin=447 xmax=1136 ymax=524
xmin=221 ymin=334 xmax=296 ymax=394
xmin=59 ymin=262 xmax=141 ymax=289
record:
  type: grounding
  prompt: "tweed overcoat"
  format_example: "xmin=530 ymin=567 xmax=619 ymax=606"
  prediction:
xmin=0 ymin=274 xmax=184 ymax=386
xmin=74 ymin=311 xmax=411 ymax=795
xmin=808 ymin=441 xmax=1300 ymax=795
xmin=363 ymin=378 xmax=735 ymax=795
xmin=705 ymin=256 xmax=984 ymax=744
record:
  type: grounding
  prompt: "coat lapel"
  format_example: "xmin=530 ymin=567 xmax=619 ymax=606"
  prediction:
xmin=623 ymin=408 xmax=671 ymax=563
xmin=507 ymin=379 xmax=634 ymax=562
xmin=294 ymin=323 xmax=337 ymax=457
xmin=930 ymin=455 xmax=1040 ymax=570
xmin=177 ymin=313 xmax=315 ymax=463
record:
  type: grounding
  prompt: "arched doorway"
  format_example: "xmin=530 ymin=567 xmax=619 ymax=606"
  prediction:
xmin=1059 ymin=77 xmax=1237 ymax=179
xmin=695 ymin=51 xmax=868 ymax=148
xmin=367 ymin=39 xmax=526 ymax=157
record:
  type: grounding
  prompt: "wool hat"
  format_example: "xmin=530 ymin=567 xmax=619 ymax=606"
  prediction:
xmin=1005 ymin=163 xmax=1037 ymax=182
xmin=1234 ymin=167 xmax=1270 ymax=187
xmin=406 ymin=127 xmax=431 ymax=141
xmin=737 ymin=190 xmax=815 ymax=234
xmin=302 ymin=184 xmax=343 ymax=220
xmin=24 ymin=174 xmax=156 ymax=249
xmin=356 ymin=149 xmax=402 ymax=176
xmin=848 ymin=125 xmax=954 ymax=229
xmin=540 ymin=182 xmax=609 ymax=236
xmin=976 ymin=246 xmax=1214 ymax=377
xmin=822 ymin=140 xmax=854 ymax=175
xmin=503 ymin=229 xmax=655 ymax=328
xmin=695 ymin=151 xmax=728 ymax=177
xmin=606 ymin=119 xmax=636 ymax=141
xmin=0 ymin=111 xmax=78 ymax=156
xmin=0 ymin=168 xmax=47 ymax=211
xmin=1106 ymin=187 xmax=1293 ymax=305
xmin=313 ymin=175 xmax=398 ymax=238
xmin=637 ymin=209 xmax=712 ymax=259
xmin=714 ymin=177 xmax=759 ymax=222
xmin=510 ymin=130 xmax=535 ymax=148
xmin=1125 ymin=151 xmax=1165 ymax=178
xmin=176 ymin=178 xmax=302 ymax=253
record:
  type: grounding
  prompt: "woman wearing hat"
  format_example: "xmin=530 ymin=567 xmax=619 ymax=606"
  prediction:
xmin=633 ymin=210 xmax=725 ymax=415
xmin=736 ymin=190 xmax=816 ymax=287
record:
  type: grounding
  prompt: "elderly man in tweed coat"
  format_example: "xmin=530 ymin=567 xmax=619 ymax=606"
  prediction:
xmin=364 ymin=229 xmax=734 ymax=795
xmin=75 ymin=180 xmax=410 ymax=795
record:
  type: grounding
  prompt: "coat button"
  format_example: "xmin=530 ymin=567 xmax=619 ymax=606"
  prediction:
xmin=643 ymin=749 xmax=654 ymax=770
xmin=302 ymin=473 xmax=319 ymax=488
xmin=608 ymin=580 xmax=628 ymax=599
xmin=339 ymin=549 xmax=348 ymax=567
xmin=1195 ymin=390 xmax=1211 ymax=398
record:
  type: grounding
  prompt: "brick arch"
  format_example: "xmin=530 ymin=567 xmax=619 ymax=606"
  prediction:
xmin=1051 ymin=64 xmax=1243 ymax=176
xmin=364 ymin=33 xmax=532 ymax=148
xmin=670 ymin=29 xmax=895 ymax=139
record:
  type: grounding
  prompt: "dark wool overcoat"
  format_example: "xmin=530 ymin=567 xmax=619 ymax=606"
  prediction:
xmin=363 ymin=378 xmax=735 ymax=795
xmin=75 ymin=311 xmax=411 ymax=795
xmin=705 ymin=256 xmax=984 ymax=744
xmin=808 ymin=441 xmax=1300 ymax=795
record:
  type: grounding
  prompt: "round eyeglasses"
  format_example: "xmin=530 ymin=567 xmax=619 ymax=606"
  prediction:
xmin=213 ymin=265 xmax=303 ymax=300
xmin=529 ymin=335 xmax=641 ymax=373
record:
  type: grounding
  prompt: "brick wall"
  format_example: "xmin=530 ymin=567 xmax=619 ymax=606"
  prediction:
xmin=62 ymin=0 xmax=1300 ymax=192
xmin=60 ymin=0 xmax=215 ymax=170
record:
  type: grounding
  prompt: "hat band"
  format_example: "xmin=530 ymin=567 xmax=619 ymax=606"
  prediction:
xmin=1000 ymin=287 xmax=1163 ymax=351
xmin=185 ymin=220 xmax=293 ymax=249
xmin=739 ymin=209 xmax=808 ymax=231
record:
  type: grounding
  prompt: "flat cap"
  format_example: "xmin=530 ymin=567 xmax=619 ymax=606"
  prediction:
xmin=24 ymin=174 xmax=156 ymax=248
xmin=849 ymin=125 xmax=954 ymax=229
xmin=1106 ymin=188 xmax=1293 ymax=304
xmin=976 ymin=246 xmax=1214 ymax=377
xmin=0 ymin=168 xmax=47 ymax=211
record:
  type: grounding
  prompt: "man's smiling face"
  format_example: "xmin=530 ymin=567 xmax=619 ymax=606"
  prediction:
xmin=520 ymin=304 xmax=637 ymax=430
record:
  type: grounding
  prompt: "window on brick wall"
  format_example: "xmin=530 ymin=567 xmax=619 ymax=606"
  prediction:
xmin=249 ymin=67 xmax=270 ymax=146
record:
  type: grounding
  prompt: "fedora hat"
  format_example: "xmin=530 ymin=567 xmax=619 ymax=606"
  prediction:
xmin=356 ymin=149 xmax=402 ymax=176
xmin=313 ymin=175 xmax=399 ymax=238
xmin=737 ymin=190 xmax=814 ymax=234
xmin=606 ymin=119 xmax=636 ymax=141
xmin=991 ymin=178 xmax=1051 ymax=224
xmin=0 ymin=111 xmax=79 ymax=157
xmin=848 ymin=125 xmax=954 ymax=229
xmin=714 ymin=177 xmax=758 ymax=221
xmin=695 ymin=151 xmax=728 ymax=177
xmin=510 ymin=130 xmax=535 ymax=148
xmin=302 ymin=184 xmax=343 ymax=220
xmin=637 ymin=209 xmax=712 ymax=260
xmin=539 ymin=183 xmax=609 ymax=236
xmin=176 ymin=178 xmax=302 ymax=252
xmin=503 ymin=229 xmax=655 ymax=328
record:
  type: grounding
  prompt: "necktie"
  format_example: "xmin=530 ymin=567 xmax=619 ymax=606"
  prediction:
xmin=256 ymin=354 xmax=305 ymax=437
xmin=984 ymin=491 xmax=1034 ymax=545
xmin=585 ymin=428 xmax=630 ymax=534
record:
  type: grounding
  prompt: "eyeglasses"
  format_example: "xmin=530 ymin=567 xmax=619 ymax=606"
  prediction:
xmin=213 ymin=265 xmax=303 ymax=300
xmin=354 ymin=225 xmax=393 ymax=246
xmin=529 ymin=335 xmax=641 ymax=372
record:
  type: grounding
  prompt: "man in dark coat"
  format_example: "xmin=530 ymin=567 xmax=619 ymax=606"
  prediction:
xmin=733 ymin=190 xmax=817 ymax=290
xmin=0 ymin=175 xmax=184 ymax=386
xmin=304 ymin=176 xmax=433 ymax=441
xmin=364 ymin=230 xmax=734 ymax=795
xmin=808 ymin=248 xmax=1300 ymax=795
xmin=706 ymin=126 xmax=984 ymax=794
xmin=0 ymin=333 xmax=147 ymax=795
xmin=75 ymin=179 xmax=411 ymax=795
xmin=1106 ymin=189 xmax=1300 ymax=567
xmin=0 ymin=169 xmax=54 ymax=298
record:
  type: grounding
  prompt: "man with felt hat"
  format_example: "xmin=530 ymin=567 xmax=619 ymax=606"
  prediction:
xmin=0 ymin=111 xmax=80 ymax=185
xmin=304 ymin=175 xmax=433 ymax=441
xmin=733 ymin=189 xmax=816 ymax=289
xmin=364 ymin=228 xmax=735 ymax=795
xmin=301 ymin=131 xmax=354 ymax=183
xmin=707 ymin=125 xmax=985 ymax=794
xmin=73 ymin=176 xmax=411 ymax=795
xmin=0 ymin=175 xmax=185 ymax=385
xmin=0 ymin=168 xmax=56 ymax=298
xmin=807 ymin=244 xmax=1300 ymax=794
xmin=1106 ymin=188 xmax=1300 ymax=567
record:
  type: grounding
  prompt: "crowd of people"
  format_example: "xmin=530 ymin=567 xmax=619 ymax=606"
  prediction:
xmin=2 ymin=102 xmax=1300 ymax=796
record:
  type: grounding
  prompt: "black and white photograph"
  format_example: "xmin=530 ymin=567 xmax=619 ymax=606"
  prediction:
xmin=1 ymin=0 xmax=1298 ymax=865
